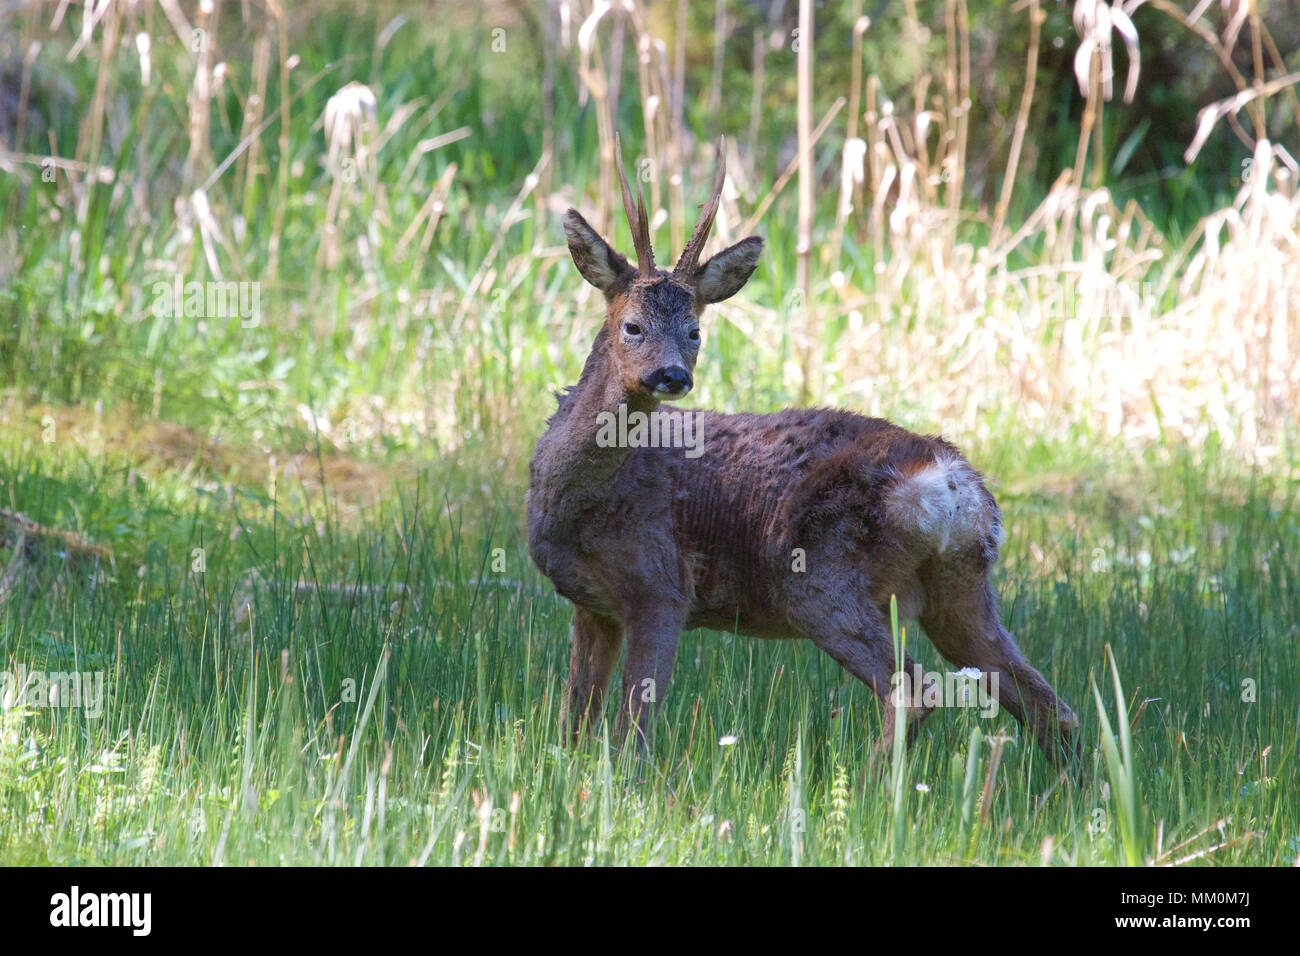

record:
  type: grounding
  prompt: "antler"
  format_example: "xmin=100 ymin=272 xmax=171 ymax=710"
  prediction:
xmin=614 ymin=133 xmax=655 ymax=277
xmin=674 ymin=135 xmax=726 ymax=281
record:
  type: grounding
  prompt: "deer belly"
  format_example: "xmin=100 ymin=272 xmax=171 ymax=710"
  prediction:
xmin=687 ymin=603 xmax=791 ymax=639
xmin=683 ymin=549 xmax=789 ymax=637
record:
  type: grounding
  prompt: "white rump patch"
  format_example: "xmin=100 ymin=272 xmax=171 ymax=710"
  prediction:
xmin=885 ymin=456 xmax=998 ymax=553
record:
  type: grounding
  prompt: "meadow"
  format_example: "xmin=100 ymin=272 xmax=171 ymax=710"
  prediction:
xmin=0 ymin=0 xmax=1296 ymax=865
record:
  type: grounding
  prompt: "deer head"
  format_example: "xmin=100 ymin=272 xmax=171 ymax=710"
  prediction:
xmin=562 ymin=134 xmax=763 ymax=401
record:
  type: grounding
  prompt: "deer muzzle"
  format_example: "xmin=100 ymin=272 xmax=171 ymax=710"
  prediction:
xmin=643 ymin=365 xmax=693 ymax=399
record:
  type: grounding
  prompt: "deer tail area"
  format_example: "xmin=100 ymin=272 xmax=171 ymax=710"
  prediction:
xmin=883 ymin=456 xmax=1005 ymax=564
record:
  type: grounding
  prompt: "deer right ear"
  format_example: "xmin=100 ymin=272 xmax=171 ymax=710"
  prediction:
xmin=694 ymin=236 xmax=763 ymax=304
xmin=564 ymin=209 xmax=635 ymax=295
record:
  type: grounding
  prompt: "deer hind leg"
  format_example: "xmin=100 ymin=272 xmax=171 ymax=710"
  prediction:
xmin=615 ymin=609 xmax=683 ymax=747
xmin=563 ymin=606 xmax=624 ymax=742
xmin=884 ymin=455 xmax=1080 ymax=769
xmin=918 ymin=563 xmax=1081 ymax=769
xmin=791 ymin=601 xmax=936 ymax=763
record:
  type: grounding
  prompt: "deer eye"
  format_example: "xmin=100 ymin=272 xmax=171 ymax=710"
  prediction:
xmin=622 ymin=322 xmax=643 ymax=337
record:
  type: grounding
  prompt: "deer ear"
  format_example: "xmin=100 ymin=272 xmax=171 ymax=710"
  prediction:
xmin=694 ymin=236 xmax=763 ymax=304
xmin=564 ymin=209 xmax=634 ymax=294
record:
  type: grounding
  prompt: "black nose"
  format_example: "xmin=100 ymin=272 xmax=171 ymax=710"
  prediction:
xmin=644 ymin=365 xmax=692 ymax=396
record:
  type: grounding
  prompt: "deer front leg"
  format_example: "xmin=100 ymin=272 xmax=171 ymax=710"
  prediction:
xmin=616 ymin=608 xmax=683 ymax=747
xmin=562 ymin=606 xmax=624 ymax=742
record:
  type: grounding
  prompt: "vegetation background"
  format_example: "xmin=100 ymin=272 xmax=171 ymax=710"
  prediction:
xmin=0 ymin=0 xmax=1296 ymax=865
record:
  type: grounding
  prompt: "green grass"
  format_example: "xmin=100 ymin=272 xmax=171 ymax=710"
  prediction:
xmin=1 ymin=425 xmax=1295 ymax=865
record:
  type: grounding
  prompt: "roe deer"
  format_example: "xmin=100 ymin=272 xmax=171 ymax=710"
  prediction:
xmin=526 ymin=134 xmax=1080 ymax=770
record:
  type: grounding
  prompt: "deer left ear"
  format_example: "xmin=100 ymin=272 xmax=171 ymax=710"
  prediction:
xmin=564 ymin=208 xmax=635 ymax=295
xmin=694 ymin=236 xmax=764 ymax=304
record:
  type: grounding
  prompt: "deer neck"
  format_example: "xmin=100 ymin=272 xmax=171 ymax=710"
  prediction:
xmin=537 ymin=325 xmax=661 ymax=492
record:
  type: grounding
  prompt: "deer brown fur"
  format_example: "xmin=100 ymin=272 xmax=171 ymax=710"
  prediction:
xmin=526 ymin=135 xmax=1080 ymax=769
